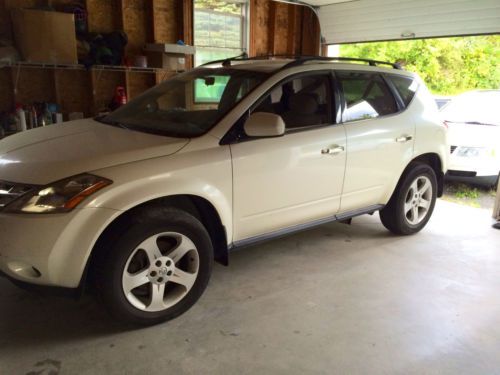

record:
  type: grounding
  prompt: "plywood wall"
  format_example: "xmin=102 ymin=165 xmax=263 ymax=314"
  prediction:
xmin=0 ymin=0 xmax=190 ymax=118
xmin=0 ymin=0 xmax=320 ymax=118
xmin=250 ymin=0 xmax=320 ymax=57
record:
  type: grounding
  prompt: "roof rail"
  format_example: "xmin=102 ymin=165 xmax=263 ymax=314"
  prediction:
xmin=201 ymin=54 xmax=311 ymax=67
xmin=281 ymin=56 xmax=402 ymax=70
xmin=201 ymin=54 xmax=402 ymax=70
xmin=200 ymin=52 xmax=249 ymax=67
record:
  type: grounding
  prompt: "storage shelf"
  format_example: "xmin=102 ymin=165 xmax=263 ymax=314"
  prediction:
xmin=2 ymin=62 xmax=172 ymax=74
xmin=0 ymin=0 xmax=194 ymax=118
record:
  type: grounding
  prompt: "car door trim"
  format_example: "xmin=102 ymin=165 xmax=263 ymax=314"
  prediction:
xmin=229 ymin=204 xmax=384 ymax=250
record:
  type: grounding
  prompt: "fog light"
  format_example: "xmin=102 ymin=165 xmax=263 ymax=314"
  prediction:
xmin=7 ymin=261 xmax=42 ymax=279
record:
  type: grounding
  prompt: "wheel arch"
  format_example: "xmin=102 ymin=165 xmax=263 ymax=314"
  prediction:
xmin=83 ymin=194 xmax=229 ymax=292
xmin=408 ymin=153 xmax=444 ymax=197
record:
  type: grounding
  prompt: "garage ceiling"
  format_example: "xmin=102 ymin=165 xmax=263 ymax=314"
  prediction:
xmin=292 ymin=0 xmax=500 ymax=44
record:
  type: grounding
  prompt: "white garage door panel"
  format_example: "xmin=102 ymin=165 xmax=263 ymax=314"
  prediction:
xmin=316 ymin=0 xmax=500 ymax=44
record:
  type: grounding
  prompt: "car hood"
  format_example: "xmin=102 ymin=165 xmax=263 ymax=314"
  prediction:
xmin=447 ymin=122 xmax=500 ymax=149
xmin=0 ymin=118 xmax=189 ymax=185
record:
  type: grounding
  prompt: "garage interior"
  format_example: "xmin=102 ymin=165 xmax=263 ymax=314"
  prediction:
xmin=1 ymin=0 xmax=500 ymax=374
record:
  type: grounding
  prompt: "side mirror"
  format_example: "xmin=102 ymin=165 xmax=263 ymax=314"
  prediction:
xmin=243 ymin=112 xmax=285 ymax=138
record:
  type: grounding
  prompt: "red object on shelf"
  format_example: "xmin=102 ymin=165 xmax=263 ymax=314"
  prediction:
xmin=114 ymin=86 xmax=127 ymax=106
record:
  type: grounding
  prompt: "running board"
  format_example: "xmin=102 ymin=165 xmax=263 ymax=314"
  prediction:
xmin=230 ymin=204 xmax=384 ymax=250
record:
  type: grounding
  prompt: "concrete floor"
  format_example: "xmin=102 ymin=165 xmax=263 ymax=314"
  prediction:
xmin=1 ymin=200 xmax=499 ymax=375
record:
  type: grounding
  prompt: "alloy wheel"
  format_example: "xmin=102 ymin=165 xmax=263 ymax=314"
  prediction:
xmin=122 ymin=232 xmax=200 ymax=312
xmin=404 ymin=176 xmax=433 ymax=226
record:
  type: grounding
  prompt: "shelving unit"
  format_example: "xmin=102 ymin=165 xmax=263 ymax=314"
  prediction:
xmin=0 ymin=0 xmax=319 ymax=120
xmin=0 ymin=0 xmax=193 ymax=119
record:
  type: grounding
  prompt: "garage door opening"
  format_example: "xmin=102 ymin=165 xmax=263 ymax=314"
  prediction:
xmin=328 ymin=35 xmax=500 ymax=208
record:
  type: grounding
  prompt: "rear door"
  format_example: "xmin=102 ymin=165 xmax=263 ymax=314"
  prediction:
xmin=337 ymin=70 xmax=416 ymax=212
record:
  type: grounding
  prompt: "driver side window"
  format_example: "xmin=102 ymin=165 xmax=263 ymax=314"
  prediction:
xmin=254 ymin=74 xmax=333 ymax=130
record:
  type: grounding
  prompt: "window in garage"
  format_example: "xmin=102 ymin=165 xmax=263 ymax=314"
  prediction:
xmin=193 ymin=1 xmax=248 ymax=102
xmin=194 ymin=0 xmax=248 ymax=66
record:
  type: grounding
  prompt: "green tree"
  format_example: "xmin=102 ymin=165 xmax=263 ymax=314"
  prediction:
xmin=194 ymin=0 xmax=241 ymax=15
xmin=338 ymin=36 xmax=500 ymax=95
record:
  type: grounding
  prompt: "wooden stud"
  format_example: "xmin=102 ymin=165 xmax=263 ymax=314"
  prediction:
xmin=286 ymin=4 xmax=297 ymax=56
xmin=249 ymin=0 xmax=256 ymax=56
xmin=182 ymin=0 xmax=193 ymax=69
xmin=0 ymin=68 xmax=14 ymax=110
xmin=267 ymin=1 xmax=277 ymax=55
xmin=53 ymin=70 xmax=61 ymax=108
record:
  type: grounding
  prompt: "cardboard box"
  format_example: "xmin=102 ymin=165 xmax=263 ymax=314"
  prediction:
xmin=144 ymin=43 xmax=195 ymax=71
xmin=145 ymin=43 xmax=196 ymax=55
xmin=11 ymin=8 xmax=78 ymax=64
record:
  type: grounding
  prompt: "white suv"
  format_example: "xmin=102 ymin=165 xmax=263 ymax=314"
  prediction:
xmin=0 ymin=57 xmax=447 ymax=325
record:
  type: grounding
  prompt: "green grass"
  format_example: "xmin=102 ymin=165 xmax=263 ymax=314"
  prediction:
xmin=442 ymin=182 xmax=496 ymax=209
xmin=454 ymin=184 xmax=480 ymax=199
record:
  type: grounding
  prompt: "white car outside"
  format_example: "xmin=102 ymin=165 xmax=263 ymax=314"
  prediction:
xmin=441 ymin=90 xmax=500 ymax=186
xmin=0 ymin=57 xmax=447 ymax=325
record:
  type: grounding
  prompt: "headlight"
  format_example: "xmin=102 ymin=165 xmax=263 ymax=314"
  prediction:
xmin=5 ymin=174 xmax=112 ymax=214
xmin=456 ymin=147 xmax=492 ymax=158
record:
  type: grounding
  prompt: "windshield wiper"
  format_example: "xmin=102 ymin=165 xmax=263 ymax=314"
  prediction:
xmin=95 ymin=116 xmax=130 ymax=130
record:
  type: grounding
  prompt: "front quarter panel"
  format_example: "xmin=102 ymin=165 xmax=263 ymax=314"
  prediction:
xmin=0 ymin=136 xmax=232 ymax=288
xmin=87 ymin=136 xmax=233 ymax=239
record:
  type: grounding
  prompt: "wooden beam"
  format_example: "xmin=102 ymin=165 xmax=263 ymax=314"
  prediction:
xmin=182 ymin=0 xmax=193 ymax=68
xmin=300 ymin=6 xmax=320 ymax=56
xmin=182 ymin=0 xmax=193 ymax=45
xmin=286 ymin=4 xmax=297 ymax=56
xmin=267 ymin=1 xmax=277 ymax=55
xmin=249 ymin=0 xmax=257 ymax=56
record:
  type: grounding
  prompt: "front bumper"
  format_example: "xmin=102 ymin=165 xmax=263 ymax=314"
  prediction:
xmin=0 ymin=207 xmax=120 ymax=288
xmin=448 ymin=154 xmax=499 ymax=178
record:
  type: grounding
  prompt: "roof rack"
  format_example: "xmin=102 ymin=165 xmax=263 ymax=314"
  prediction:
xmin=200 ymin=52 xmax=249 ymax=67
xmin=201 ymin=54 xmax=402 ymax=70
xmin=281 ymin=56 xmax=402 ymax=70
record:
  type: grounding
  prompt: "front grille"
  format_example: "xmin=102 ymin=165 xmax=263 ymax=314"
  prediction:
xmin=450 ymin=145 xmax=457 ymax=154
xmin=0 ymin=181 xmax=35 ymax=209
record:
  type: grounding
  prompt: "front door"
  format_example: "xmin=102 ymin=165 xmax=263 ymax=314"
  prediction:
xmin=230 ymin=73 xmax=347 ymax=241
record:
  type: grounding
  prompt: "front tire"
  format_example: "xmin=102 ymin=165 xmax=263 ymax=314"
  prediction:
xmin=94 ymin=207 xmax=213 ymax=326
xmin=380 ymin=163 xmax=437 ymax=235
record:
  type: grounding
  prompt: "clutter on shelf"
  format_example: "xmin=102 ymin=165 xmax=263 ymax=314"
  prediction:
xmin=0 ymin=1 xmax=194 ymax=117
xmin=0 ymin=102 xmax=64 ymax=139
xmin=145 ymin=41 xmax=196 ymax=71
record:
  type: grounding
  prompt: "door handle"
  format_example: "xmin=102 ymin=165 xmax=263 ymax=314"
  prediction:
xmin=321 ymin=145 xmax=344 ymax=155
xmin=396 ymin=135 xmax=413 ymax=143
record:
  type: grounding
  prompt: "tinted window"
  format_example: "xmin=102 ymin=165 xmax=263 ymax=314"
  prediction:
xmin=337 ymin=72 xmax=398 ymax=122
xmin=388 ymin=75 xmax=418 ymax=107
xmin=253 ymin=74 xmax=333 ymax=129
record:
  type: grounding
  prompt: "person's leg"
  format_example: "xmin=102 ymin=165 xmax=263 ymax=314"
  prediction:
xmin=493 ymin=173 xmax=500 ymax=229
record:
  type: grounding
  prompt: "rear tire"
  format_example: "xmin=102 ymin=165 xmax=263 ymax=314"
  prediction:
xmin=94 ymin=207 xmax=213 ymax=326
xmin=380 ymin=163 xmax=437 ymax=235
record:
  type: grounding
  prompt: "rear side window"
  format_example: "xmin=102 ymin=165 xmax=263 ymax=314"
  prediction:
xmin=387 ymin=75 xmax=418 ymax=107
xmin=337 ymin=71 xmax=398 ymax=122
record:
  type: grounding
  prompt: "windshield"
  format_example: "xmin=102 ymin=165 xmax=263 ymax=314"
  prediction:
xmin=99 ymin=68 xmax=270 ymax=137
xmin=440 ymin=91 xmax=500 ymax=126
